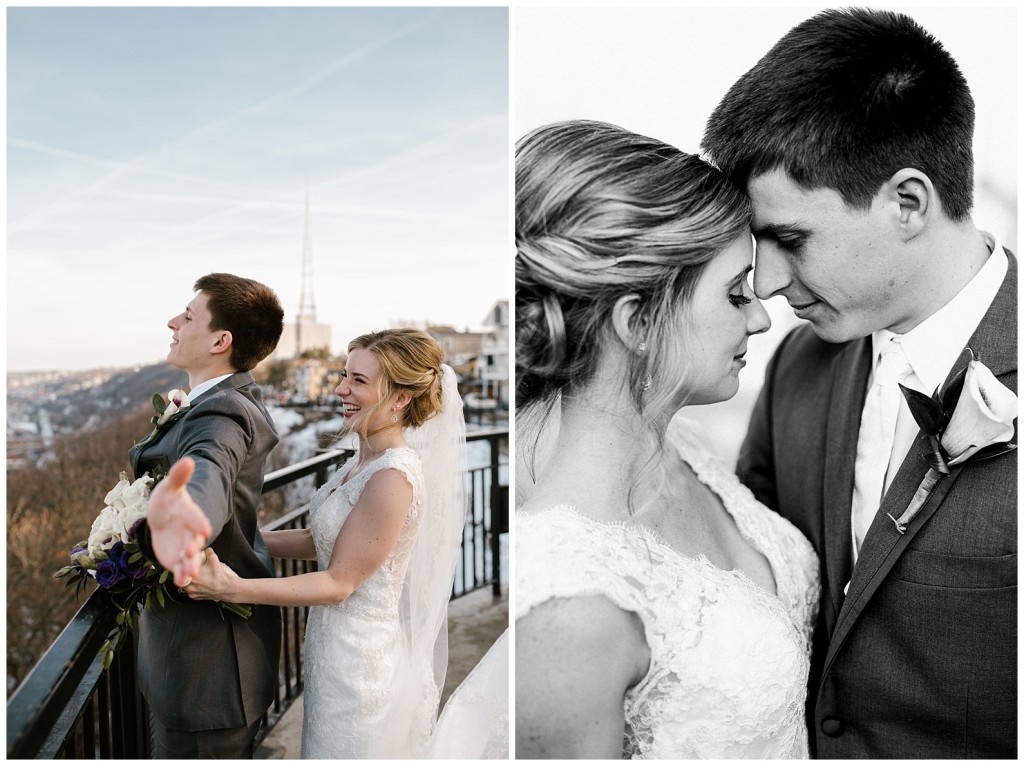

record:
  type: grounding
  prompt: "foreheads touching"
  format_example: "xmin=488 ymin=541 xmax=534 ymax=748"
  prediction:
xmin=515 ymin=119 xmax=751 ymax=413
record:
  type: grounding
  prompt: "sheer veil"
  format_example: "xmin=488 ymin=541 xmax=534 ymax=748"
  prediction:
xmin=371 ymin=364 xmax=469 ymax=756
xmin=368 ymin=363 xmax=508 ymax=758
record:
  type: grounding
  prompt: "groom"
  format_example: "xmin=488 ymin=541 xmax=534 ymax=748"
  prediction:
xmin=702 ymin=8 xmax=1016 ymax=759
xmin=129 ymin=273 xmax=284 ymax=758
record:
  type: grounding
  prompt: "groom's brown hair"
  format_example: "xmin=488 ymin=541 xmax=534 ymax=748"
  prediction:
xmin=194 ymin=273 xmax=284 ymax=372
xmin=701 ymin=8 xmax=976 ymax=221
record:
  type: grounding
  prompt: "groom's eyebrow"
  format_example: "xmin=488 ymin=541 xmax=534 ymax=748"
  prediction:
xmin=752 ymin=221 xmax=805 ymax=240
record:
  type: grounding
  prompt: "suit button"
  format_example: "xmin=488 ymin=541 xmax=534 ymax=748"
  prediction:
xmin=821 ymin=718 xmax=843 ymax=737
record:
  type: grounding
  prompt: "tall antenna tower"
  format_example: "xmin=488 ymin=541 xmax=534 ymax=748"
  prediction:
xmin=296 ymin=180 xmax=317 ymax=352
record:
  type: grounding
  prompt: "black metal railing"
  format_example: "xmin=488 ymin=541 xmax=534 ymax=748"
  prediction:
xmin=7 ymin=428 xmax=508 ymax=759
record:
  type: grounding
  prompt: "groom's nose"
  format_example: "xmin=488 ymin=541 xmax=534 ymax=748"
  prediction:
xmin=751 ymin=244 xmax=791 ymax=300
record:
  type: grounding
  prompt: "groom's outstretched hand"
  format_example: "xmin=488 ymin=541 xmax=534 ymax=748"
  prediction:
xmin=148 ymin=457 xmax=212 ymax=587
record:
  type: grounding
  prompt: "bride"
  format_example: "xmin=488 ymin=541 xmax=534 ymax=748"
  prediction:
xmin=161 ymin=328 xmax=506 ymax=758
xmin=515 ymin=120 xmax=820 ymax=758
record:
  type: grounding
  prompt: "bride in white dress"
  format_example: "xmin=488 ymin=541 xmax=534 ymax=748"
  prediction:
xmin=182 ymin=328 xmax=507 ymax=758
xmin=515 ymin=120 xmax=821 ymax=758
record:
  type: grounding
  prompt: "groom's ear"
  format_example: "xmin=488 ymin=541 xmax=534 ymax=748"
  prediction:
xmin=611 ymin=293 xmax=647 ymax=352
xmin=883 ymin=168 xmax=933 ymax=241
xmin=210 ymin=330 xmax=233 ymax=356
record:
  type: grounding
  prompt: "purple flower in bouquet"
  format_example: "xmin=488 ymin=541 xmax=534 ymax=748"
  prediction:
xmin=69 ymin=544 xmax=94 ymax=577
xmin=94 ymin=558 xmax=121 ymax=590
xmin=109 ymin=541 xmax=148 ymax=581
xmin=56 ymin=468 xmax=252 ymax=669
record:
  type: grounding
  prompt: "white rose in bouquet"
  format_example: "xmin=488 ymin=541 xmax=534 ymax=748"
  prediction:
xmin=88 ymin=473 xmax=153 ymax=553
xmin=87 ymin=505 xmax=122 ymax=555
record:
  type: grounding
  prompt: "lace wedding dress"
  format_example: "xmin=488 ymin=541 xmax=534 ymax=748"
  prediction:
xmin=301 ymin=447 xmax=434 ymax=759
xmin=517 ymin=416 xmax=821 ymax=759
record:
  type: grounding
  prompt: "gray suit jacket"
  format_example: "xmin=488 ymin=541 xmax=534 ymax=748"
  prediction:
xmin=129 ymin=371 xmax=281 ymax=731
xmin=738 ymin=254 xmax=1017 ymax=758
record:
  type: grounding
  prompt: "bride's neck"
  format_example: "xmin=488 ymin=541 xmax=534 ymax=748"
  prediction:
xmin=524 ymin=386 xmax=663 ymax=523
xmin=357 ymin=423 xmax=405 ymax=459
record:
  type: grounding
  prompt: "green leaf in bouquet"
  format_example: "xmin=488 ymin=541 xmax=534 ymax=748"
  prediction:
xmin=152 ymin=393 xmax=166 ymax=417
xmin=115 ymin=611 xmax=125 ymax=626
xmin=156 ymin=585 xmax=166 ymax=608
xmin=128 ymin=551 xmax=144 ymax=564
xmin=159 ymin=569 xmax=170 ymax=584
xmin=99 ymin=638 xmax=115 ymax=670
xmin=217 ymin=601 xmax=254 ymax=620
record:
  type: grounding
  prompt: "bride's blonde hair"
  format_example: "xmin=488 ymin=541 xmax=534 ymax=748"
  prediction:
xmin=347 ymin=329 xmax=445 ymax=436
xmin=515 ymin=120 xmax=751 ymax=513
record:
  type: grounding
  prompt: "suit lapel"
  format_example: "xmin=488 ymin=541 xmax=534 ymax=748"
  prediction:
xmin=821 ymin=337 xmax=872 ymax=630
xmin=823 ymin=251 xmax=1018 ymax=675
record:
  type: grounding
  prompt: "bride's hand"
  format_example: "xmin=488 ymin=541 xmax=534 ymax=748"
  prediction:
xmin=183 ymin=549 xmax=239 ymax=602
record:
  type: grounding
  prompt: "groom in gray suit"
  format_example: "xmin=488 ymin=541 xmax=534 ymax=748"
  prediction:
xmin=702 ymin=8 xmax=1016 ymax=758
xmin=129 ymin=273 xmax=284 ymax=757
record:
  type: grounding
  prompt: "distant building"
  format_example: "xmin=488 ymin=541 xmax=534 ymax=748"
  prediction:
xmin=276 ymin=318 xmax=332 ymax=360
xmin=478 ymin=300 xmax=509 ymax=407
xmin=426 ymin=324 xmax=485 ymax=363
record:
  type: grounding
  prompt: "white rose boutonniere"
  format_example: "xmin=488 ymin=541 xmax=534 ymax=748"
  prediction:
xmin=891 ymin=350 xmax=1017 ymax=533
xmin=135 ymin=389 xmax=191 ymax=449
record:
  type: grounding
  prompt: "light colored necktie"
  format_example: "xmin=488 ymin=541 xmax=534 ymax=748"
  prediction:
xmin=852 ymin=336 xmax=912 ymax=556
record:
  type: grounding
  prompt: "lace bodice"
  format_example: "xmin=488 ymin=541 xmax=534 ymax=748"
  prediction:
xmin=516 ymin=416 xmax=820 ymax=759
xmin=307 ymin=447 xmax=424 ymax=619
xmin=301 ymin=447 xmax=428 ymax=758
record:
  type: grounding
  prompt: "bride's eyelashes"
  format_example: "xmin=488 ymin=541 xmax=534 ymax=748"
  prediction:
xmin=729 ymin=293 xmax=752 ymax=307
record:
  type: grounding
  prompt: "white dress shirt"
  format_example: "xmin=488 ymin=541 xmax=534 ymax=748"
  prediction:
xmin=850 ymin=234 xmax=1007 ymax=562
xmin=188 ymin=372 xmax=234 ymax=402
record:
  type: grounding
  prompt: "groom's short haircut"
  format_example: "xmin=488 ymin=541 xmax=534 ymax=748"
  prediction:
xmin=701 ymin=7 xmax=975 ymax=221
xmin=194 ymin=273 xmax=284 ymax=372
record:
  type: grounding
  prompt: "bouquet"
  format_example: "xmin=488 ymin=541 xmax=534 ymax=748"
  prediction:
xmin=55 ymin=471 xmax=251 ymax=669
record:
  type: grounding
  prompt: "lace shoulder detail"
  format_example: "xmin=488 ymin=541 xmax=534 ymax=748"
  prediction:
xmin=518 ymin=506 xmax=660 ymax=621
xmin=312 ymin=447 xmax=422 ymax=515
xmin=516 ymin=506 xmax=712 ymax=668
xmin=348 ymin=447 xmax=421 ymax=496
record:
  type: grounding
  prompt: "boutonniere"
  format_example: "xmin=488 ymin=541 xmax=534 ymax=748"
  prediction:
xmin=134 ymin=389 xmax=191 ymax=449
xmin=890 ymin=349 xmax=1017 ymax=533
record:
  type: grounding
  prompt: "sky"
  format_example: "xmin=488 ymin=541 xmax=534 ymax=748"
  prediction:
xmin=7 ymin=6 xmax=509 ymax=372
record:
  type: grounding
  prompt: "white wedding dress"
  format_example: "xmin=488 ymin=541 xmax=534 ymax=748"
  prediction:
xmin=301 ymin=447 xmax=434 ymax=758
xmin=516 ymin=416 xmax=821 ymax=759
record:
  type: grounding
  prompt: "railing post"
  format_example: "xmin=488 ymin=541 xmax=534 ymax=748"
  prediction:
xmin=489 ymin=436 xmax=502 ymax=596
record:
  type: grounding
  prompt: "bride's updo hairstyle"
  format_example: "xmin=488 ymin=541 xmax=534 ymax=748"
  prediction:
xmin=347 ymin=328 xmax=445 ymax=432
xmin=516 ymin=120 xmax=751 ymax=505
